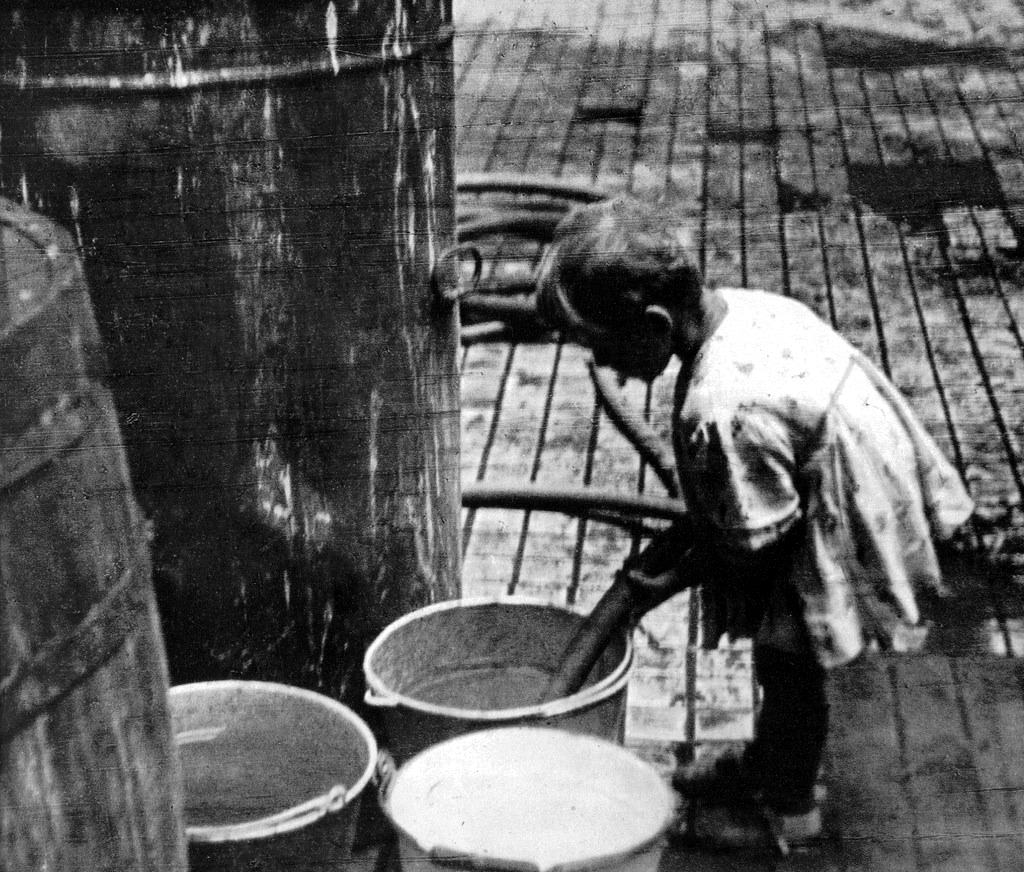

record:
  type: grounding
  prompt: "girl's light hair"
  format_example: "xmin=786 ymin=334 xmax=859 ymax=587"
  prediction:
xmin=536 ymin=196 xmax=702 ymax=335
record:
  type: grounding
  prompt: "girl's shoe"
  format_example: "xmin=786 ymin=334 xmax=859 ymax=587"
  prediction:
xmin=672 ymin=746 xmax=753 ymax=800
xmin=676 ymin=797 xmax=823 ymax=856
xmin=673 ymin=745 xmax=828 ymax=803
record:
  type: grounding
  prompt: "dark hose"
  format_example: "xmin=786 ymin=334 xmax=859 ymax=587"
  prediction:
xmin=457 ymin=173 xmax=609 ymax=203
xmin=466 ymin=276 xmax=536 ymax=297
xmin=460 ymin=294 xmax=537 ymax=324
xmin=460 ymin=321 xmax=516 ymax=344
xmin=457 ymin=201 xmax=574 ymax=229
xmin=537 ymin=573 xmax=636 ymax=703
xmin=461 ymin=483 xmax=688 ymax=524
xmin=457 ymin=211 xmax=562 ymax=243
xmin=454 ymin=174 xmax=611 ymax=345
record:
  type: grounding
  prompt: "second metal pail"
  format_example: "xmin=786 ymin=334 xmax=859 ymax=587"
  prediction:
xmin=363 ymin=597 xmax=634 ymax=763
xmin=170 ymin=680 xmax=378 ymax=872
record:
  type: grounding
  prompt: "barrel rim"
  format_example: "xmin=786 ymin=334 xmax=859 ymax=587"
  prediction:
xmin=381 ymin=725 xmax=675 ymax=872
xmin=362 ymin=596 xmax=634 ymax=721
xmin=169 ymin=679 xmax=378 ymax=844
xmin=0 ymin=197 xmax=79 ymax=344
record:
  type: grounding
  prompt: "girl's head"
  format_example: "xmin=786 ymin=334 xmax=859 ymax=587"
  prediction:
xmin=536 ymin=196 xmax=707 ymax=380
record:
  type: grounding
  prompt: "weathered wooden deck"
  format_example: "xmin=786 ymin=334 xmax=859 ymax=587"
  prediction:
xmin=450 ymin=1 xmax=1024 ymax=868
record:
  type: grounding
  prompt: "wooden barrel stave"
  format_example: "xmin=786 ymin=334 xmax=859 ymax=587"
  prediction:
xmin=0 ymin=199 xmax=186 ymax=872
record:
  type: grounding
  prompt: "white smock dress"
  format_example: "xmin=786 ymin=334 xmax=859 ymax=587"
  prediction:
xmin=675 ymin=290 xmax=974 ymax=668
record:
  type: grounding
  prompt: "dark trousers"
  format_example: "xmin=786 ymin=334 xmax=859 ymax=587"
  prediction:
xmin=747 ymin=645 xmax=830 ymax=814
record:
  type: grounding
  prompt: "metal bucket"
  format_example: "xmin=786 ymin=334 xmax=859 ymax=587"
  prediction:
xmin=363 ymin=598 xmax=633 ymax=763
xmin=170 ymin=680 xmax=377 ymax=872
xmin=380 ymin=726 xmax=675 ymax=872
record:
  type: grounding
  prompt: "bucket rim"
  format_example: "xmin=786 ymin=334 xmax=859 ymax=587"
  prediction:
xmin=362 ymin=596 xmax=634 ymax=720
xmin=381 ymin=726 xmax=675 ymax=872
xmin=169 ymin=679 xmax=378 ymax=844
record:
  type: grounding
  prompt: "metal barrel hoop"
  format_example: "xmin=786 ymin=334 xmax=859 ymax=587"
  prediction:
xmin=0 ymin=24 xmax=457 ymax=93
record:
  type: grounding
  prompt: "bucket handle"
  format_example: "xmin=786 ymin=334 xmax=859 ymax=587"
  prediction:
xmin=364 ymin=687 xmax=401 ymax=708
xmin=365 ymin=687 xmax=606 ymax=719
xmin=533 ymin=693 xmax=593 ymax=719
xmin=374 ymin=749 xmax=398 ymax=802
xmin=275 ymin=781 xmax=350 ymax=827
xmin=190 ymin=781 xmax=350 ymax=843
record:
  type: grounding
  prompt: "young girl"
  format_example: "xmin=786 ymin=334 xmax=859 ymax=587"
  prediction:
xmin=536 ymin=196 xmax=974 ymax=852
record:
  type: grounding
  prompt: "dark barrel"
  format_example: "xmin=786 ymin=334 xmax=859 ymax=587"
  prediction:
xmin=0 ymin=2 xmax=461 ymax=701
xmin=0 ymin=198 xmax=186 ymax=871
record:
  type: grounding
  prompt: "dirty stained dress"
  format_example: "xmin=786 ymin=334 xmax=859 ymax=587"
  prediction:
xmin=675 ymin=289 xmax=975 ymax=669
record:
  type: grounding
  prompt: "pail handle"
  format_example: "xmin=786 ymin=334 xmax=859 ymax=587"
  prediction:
xmin=364 ymin=687 xmax=401 ymax=708
xmin=374 ymin=749 xmax=398 ymax=806
xmin=188 ymin=781 xmax=350 ymax=843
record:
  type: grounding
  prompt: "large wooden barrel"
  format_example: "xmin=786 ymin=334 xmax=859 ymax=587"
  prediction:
xmin=0 ymin=2 xmax=461 ymax=702
xmin=0 ymin=199 xmax=186 ymax=870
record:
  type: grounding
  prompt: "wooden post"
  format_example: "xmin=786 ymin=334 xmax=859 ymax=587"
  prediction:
xmin=0 ymin=1 xmax=461 ymax=704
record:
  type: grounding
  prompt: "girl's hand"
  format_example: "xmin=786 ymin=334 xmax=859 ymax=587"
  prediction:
xmin=618 ymin=564 xmax=690 ymax=621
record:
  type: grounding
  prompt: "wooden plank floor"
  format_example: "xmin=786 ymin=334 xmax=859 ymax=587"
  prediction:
xmin=447 ymin=1 xmax=1024 ymax=869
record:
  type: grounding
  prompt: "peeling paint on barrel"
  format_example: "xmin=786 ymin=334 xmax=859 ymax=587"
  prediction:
xmin=0 ymin=1 xmax=460 ymax=703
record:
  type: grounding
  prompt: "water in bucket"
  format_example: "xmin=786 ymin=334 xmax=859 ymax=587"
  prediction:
xmin=363 ymin=598 xmax=634 ymax=763
xmin=170 ymin=681 xmax=377 ymax=872
xmin=383 ymin=726 xmax=676 ymax=872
